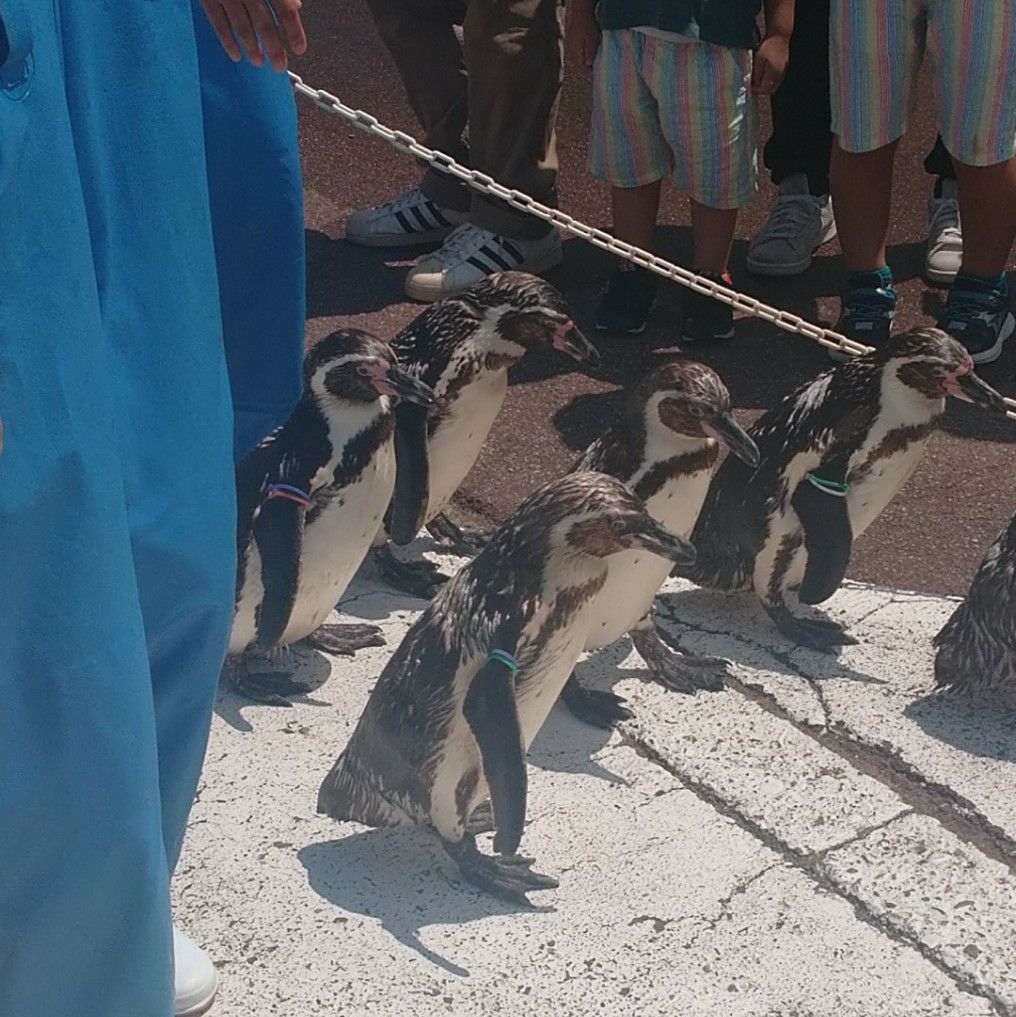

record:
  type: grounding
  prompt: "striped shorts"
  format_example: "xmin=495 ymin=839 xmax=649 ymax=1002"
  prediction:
xmin=589 ymin=29 xmax=758 ymax=210
xmin=831 ymin=0 xmax=1016 ymax=166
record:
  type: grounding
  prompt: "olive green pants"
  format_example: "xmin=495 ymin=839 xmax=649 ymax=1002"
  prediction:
xmin=366 ymin=0 xmax=564 ymax=239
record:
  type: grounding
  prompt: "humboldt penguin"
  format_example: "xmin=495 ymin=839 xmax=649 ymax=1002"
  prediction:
xmin=934 ymin=509 xmax=1016 ymax=694
xmin=372 ymin=271 xmax=600 ymax=597
xmin=560 ymin=361 xmax=761 ymax=729
xmin=682 ymin=327 xmax=1008 ymax=651
xmin=226 ymin=329 xmax=438 ymax=705
xmin=318 ymin=472 xmax=695 ymax=904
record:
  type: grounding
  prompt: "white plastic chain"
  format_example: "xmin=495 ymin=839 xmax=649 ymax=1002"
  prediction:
xmin=289 ymin=72 xmax=1016 ymax=420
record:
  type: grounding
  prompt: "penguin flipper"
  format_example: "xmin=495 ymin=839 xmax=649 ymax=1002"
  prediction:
xmin=387 ymin=401 xmax=431 ymax=545
xmin=253 ymin=496 xmax=306 ymax=648
xmin=463 ymin=659 xmax=527 ymax=856
xmin=791 ymin=463 xmax=853 ymax=606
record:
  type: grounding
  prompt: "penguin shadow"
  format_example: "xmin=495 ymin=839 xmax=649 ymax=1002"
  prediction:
xmin=213 ymin=647 xmax=333 ymax=733
xmin=904 ymin=686 xmax=1016 ymax=761
xmin=305 ymin=228 xmax=424 ymax=319
xmin=299 ymin=828 xmax=551 ymax=977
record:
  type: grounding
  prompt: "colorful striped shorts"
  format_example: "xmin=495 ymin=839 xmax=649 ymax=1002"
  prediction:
xmin=589 ymin=29 xmax=758 ymax=210
xmin=831 ymin=0 xmax=1016 ymax=166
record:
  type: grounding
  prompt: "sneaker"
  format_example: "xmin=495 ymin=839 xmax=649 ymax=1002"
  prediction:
xmin=345 ymin=187 xmax=467 ymax=248
xmin=925 ymin=179 xmax=963 ymax=285
xmin=404 ymin=223 xmax=563 ymax=302
xmin=746 ymin=173 xmax=837 ymax=277
xmin=681 ymin=275 xmax=735 ymax=343
xmin=828 ymin=270 xmax=896 ymax=362
xmin=174 ymin=926 xmax=218 ymax=1017
xmin=595 ymin=264 xmax=659 ymax=333
xmin=939 ymin=277 xmax=1015 ymax=364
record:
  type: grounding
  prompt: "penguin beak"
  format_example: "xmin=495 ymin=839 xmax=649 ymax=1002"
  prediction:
xmin=703 ymin=410 xmax=761 ymax=468
xmin=552 ymin=319 xmax=601 ymax=367
xmin=948 ymin=369 xmax=1007 ymax=413
xmin=384 ymin=365 xmax=440 ymax=408
xmin=620 ymin=516 xmax=697 ymax=567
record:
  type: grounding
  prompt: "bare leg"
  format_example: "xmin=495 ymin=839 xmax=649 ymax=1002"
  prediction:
xmin=371 ymin=543 xmax=449 ymax=599
xmin=689 ymin=200 xmax=738 ymax=274
xmin=305 ymin=623 xmax=385 ymax=656
xmin=611 ymin=179 xmax=662 ymax=249
xmin=953 ymin=155 xmax=1016 ymax=277
xmin=830 ymin=140 xmax=898 ymax=271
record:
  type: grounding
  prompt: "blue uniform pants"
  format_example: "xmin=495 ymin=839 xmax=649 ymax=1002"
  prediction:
xmin=0 ymin=4 xmax=237 ymax=1015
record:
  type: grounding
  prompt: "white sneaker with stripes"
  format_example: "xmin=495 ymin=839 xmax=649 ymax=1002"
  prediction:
xmin=345 ymin=187 xmax=468 ymax=248
xmin=405 ymin=223 xmax=563 ymax=302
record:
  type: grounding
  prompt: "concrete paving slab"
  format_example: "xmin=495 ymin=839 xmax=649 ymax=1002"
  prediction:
xmin=175 ymin=562 xmax=1016 ymax=1016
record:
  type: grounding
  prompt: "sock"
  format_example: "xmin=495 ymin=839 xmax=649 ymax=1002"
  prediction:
xmin=951 ymin=271 xmax=1007 ymax=299
xmin=845 ymin=266 xmax=895 ymax=304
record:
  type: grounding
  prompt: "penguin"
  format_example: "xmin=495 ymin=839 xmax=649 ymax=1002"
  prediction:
xmin=559 ymin=361 xmax=761 ymax=729
xmin=372 ymin=270 xmax=600 ymax=597
xmin=226 ymin=328 xmax=438 ymax=705
xmin=681 ymin=327 xmax=1008 ymax=651
xmin=317 ymin=472 xmax=695 ymax=904
xmin=934 ymin=509 xmax=1016 ymax=695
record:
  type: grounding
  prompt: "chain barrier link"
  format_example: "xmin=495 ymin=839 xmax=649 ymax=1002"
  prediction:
xmin=289 ymin=72 xmax=1016 ymax=421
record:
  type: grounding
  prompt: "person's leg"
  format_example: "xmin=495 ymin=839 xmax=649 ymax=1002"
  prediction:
xmin=690 ymin=203 xmax=739 ymax=276
xmin=929 ymin=0 xmax=1016 ymax=362
xmin=194 ymin=8 xmax=306 ymax=460
xmin=830 ymin=141 xmax=898 ymax=273
xmin=749 ymin=0 xmax=836 ymax=276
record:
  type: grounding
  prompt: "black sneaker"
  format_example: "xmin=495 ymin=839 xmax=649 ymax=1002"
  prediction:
xmin=939 ymin=281 xmax=1015 ymax=364
xmin=682 ymin=275 xmax=735 ymax=343
xmin=595 ymin=264 xmax=658 ymax=334
xmin=828 ymin=274 xmax=896 ymax=361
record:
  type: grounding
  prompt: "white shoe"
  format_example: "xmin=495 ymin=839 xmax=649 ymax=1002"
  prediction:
xmin=925 ymin=178 xmax=963 ymax=285
xmin=405 ymin=223 xmax=563 ymax=302
xmin=746 ymin=173 xmax=837 ymax=277
xmin=174 ymin=927 xmax=218 ymax=1017
xmin=345 ymin=186 xmax=467 ymax=248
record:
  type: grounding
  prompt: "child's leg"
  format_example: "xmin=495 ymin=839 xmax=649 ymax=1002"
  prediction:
xmin=610 ymin=179 xmax=662 ymax=251
xmin=952 ymin=157 xmax=1016 ymax=278
xmin=690 ymin=202 xmax=738 ymax=275
xmin=829 ymin=140 xmax=898 ymax=272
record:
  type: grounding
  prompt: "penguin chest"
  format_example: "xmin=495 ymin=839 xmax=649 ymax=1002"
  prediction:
xmin=280 ymin=444 xmax=397 ymax=644
xmin=584 ymin=468 xmax=713 ymax=650
xmin=846 ymin=438 xmax=930 ymax=540
xmin=426 ymin=371 xmax=508 ymax=520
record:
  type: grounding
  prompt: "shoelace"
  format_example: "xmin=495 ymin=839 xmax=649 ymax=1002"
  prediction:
xmin=374 ymin=186 xmax=427 ymax=214
xmin=929 ymin=197 xmax=961 ymax=239
xmin=758 ymin=195 xmax=824 ymax=241
xmin=430 ymin=223 xmax=499 ymax=265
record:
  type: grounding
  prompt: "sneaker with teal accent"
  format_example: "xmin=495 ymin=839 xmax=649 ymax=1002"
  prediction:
xmin=939 ymin=275 xmax=1015 ymax=365
xmin=829 ymin=269 xmax=896 ymax=362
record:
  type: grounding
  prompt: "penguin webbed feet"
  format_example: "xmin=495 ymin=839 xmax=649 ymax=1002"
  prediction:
xmin=222 ymin=655 xmax=313 ymax=708
xmin=426 ymin=513 xmax=491 ymax=557
xmin=371 ymin=544 xmax=450 ymax=599
xmin=767 ymin=604 xmax=859 ymax=653
xmin=444 ymin=834 xmax=559 ymax=907
xmin=560 ymin=675 xmax=633 ymax=729
xmin=306 ymin=622 xmax=385 ymax=657
xmin=465 ymin=801 xmax=495 ymax=835
xmin=632 ymin=623 xmax=730 ymax=695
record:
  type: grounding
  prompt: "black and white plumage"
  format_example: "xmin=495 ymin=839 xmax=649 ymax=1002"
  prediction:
xmin=560 ymin=361 xmax=760 ymax=729
xmin=683 ymin=327 xmax=1008 ymax=651
xmin=934 ymin=510 xmax=1016 ymax=694
xmin=318 ymin=472 xmax=695 ymax=904
xmin=372 ymin=270 xmax=600 ymax=597
xmin=226 ymin=329 xmax=437 ymax=705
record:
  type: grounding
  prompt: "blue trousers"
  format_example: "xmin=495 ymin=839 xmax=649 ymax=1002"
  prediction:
xmin=0 ymin=3 xmax=290 ymax=1013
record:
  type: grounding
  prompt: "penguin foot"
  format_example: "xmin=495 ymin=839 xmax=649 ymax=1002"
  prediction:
xmin=223 ymin=658 xmax=311 ymax=708
xmin=655 ymin=628 xmax=731 ymax=690
xmin=306 ymin=623 xmax=386 ymax=657
xmin=466 ymin=802 xmax=495 ymax=835
xmin=560 ymin=676 xmax=633 ymax=729
xmin=632 ymin=625 xmax=729 ymax=694
xmin=371 ymin=545 xmax=450 ymax=599
xmin=427 ymin=513 xmax=491 ymax=557
xmin=444 ymin=836 xmax=559 ymax=907
xmin=770 ymin=609 xmax=859 ymax=653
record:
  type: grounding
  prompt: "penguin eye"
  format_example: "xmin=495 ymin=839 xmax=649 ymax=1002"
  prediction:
xmin=357 ymin=365 xmax=372 ymax=377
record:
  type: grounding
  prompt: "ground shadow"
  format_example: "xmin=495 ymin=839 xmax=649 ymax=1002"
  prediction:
xmin=904 ymin=688 xmax=1016 ymax=761
xmin=299 ymin=828 xmax=548 ymax=977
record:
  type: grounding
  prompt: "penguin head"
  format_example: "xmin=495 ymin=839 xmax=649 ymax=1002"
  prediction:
xmin=641 ymin=361 xmax=761 ymax=467
xmin=465 ymin=271 xmax=600 ymax=366
xmin=882 ymin=328 xmax=1006 ymax=412
xmin=529 ymin=473 xmax=696 ymax=566
xmin=305 ymin=329 xmax=438 ymax=408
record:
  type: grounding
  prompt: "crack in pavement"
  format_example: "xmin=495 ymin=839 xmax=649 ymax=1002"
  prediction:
xmin=683 ymin=862 xmax=783 ymax=949
xmin=653 ymin=604 xmax=1016 ymax=873
xmin=620 ymin=733 xmax=1010 ymax=1017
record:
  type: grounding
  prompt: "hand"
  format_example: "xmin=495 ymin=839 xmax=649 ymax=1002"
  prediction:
xmin=200 ymin=0 xmax=308 ymax=72
xmin=564 ymin=6 xmax=600 ymax=70
xmin=752 ymin=34 xmax=790 ymax=95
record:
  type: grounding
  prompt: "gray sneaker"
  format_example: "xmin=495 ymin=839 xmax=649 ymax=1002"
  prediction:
xmin=746 ymin=173 xmax=837 ymax=277
xmin=925 ymin=179 xmax=963 ymax=285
